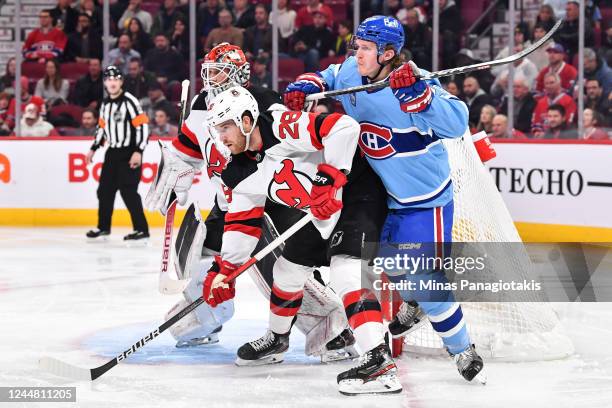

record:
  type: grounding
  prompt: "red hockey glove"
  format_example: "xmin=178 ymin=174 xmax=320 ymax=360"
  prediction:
xmin=309 ymin=163 xmax=348 ymax=220
xmin=283 ymin=73 xmax=326 ymax=111
xmin=203 ymin=256 xmax=237 ymax=307
xmin=389 ymin=61 xmax=432 ymax=113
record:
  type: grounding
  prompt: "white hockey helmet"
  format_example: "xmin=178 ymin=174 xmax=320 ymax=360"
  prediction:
xmin=207 ymin=86 xmax=260 ymax=159
xmin=201 ymin=43 xmax=250 ymax=94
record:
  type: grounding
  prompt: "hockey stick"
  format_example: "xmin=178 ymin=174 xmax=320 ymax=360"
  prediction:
xmin=305 ymin=19 xmax=562 ymax=101
xmin=39 ymin=212 xmax=316 ymax=381
xmin=158 ymin=80 xmax=192 ymax=294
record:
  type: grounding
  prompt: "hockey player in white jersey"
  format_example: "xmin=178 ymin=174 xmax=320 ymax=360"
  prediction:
xmin=203 ymin=86 xmax=402 ymax=395
xmin=284 ymin=15 xmax=485 ymax=383
xmin=145 ymin=43 xmax=355 ymax=361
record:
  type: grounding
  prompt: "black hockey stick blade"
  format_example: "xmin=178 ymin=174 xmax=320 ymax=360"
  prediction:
xmin=39 ymin=297 xmax=206 ymax=381
xmin=305 ymin=19 xmax=563 ymax=101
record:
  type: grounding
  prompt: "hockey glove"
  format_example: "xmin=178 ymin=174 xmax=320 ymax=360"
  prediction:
xmin=203 ymin=256 xmax=237 ymax=307
xmin=145 ymin=141 xmax=197 ymax=212
xmin=284 ymin=73 xmax=326 ymax=112
xmin=389 ymin=61 xmax=433 ymax=113
xmin=309 ymin=163 xmax=347 ymax=220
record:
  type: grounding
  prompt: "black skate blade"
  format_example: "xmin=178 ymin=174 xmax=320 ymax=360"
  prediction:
xmin=235 ymin=353 xmax=285 ymax=367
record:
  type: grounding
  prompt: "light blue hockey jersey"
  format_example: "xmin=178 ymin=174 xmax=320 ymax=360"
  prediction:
xmin=318 ymin=57 xmax=469 ymax=209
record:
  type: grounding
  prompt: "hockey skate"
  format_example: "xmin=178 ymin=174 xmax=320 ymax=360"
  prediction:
xmin=321 ymin=329 xmax=359 ymax=363
xmin=235 ymin=330 xmax=289 ymax=366
xmin=449 ymin=344 xmax=487 ymax=384
xmin=388 ymin=301 xmax=426 ymax=338
xmin=123 ymin=231 xmax=150 ymax=245
xmin=175 ymin=326 xmax=222 ymax=348
xmin=86 ymin=229 xmax=110 ymax=242
xmin=337 ymin=343 xmax=403 ymax=395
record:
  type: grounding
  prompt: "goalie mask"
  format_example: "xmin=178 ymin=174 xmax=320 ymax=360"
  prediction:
xmin=201 ymin=43 xmax=250 ymax=96
xmin=207 ymin=86 xmax=260 ymax=160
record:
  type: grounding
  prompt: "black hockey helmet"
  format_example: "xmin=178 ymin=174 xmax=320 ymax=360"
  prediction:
xmin=103 ymin=65 xmax=123 ymax=80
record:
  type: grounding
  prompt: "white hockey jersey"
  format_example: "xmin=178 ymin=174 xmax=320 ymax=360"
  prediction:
xmin=219 ymin=109 xmax=360 ymax=266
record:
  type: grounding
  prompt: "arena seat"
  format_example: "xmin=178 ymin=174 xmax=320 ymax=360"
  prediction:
xmin=60 ymin=62 xmax=89 ymax=80
xmin=49 ymin=104 xmax=84 ymax=124
xmin=279 ymin=58 xmax=304 ymax=79
xmin=21 ymin=62 xmax=46 ymax=80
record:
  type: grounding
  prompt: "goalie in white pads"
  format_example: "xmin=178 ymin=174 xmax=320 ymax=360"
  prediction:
xmin=145 ymin=43 xmax=355 ymax=361
xmin=203 ymin=86 xmax=400 ymax=395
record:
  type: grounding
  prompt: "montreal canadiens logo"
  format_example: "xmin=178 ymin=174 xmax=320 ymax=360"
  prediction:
xmin=359 ymin=123 xmax=396 ymax=159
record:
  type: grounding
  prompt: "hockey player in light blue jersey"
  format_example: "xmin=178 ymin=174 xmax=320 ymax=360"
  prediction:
xmin=284 ymin=15 xmax=485 ymax=384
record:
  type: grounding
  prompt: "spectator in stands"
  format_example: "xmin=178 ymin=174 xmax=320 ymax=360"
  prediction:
xmin=603 ymin=22 xmax=612 ymax=68
xmin=119 ymin=0 xmax=153 ymax=33
xmin=170 ymin=17 xmax=190 ymax=60
xmin=463 ymin=76 xmax=493 ymax=129
xmin=78 ymin=0 xmax=102 ymax=32
xmin=295 ymin=0 xmax=333 ymax=30
xmin=499 ymin=76 xmax=537 ymax=135
xmin=490 ymin=114 xmax=526 ymax=139
xmin=0 ymin=58 xmax=16 ymax=94
xmin=108 ymin=34 xmax=141 ymax=75
xmin=72 ymin=58 xmax=103 ymax=109
xmin=150 ymin=108 xmax=178 ymax=136
xmin=491 ymin=24 xmax=531 ymax=77
xmin=23 ymin=9 xmax=67 ymax=63
xmin=250 ymin=56 xmax=272 ymax=89
xmin=402 ymin=9 xmax=432 ymax=70
xmin=269 ymin=0 xmax=296 ymax=53
xmin=243 ymin=4 xmax=272 ymax=60
xmin=198 ymin=0 xmax=221 ymax=39
xmin=14 ymin=103 xmax=58 ymax=137
xmin=291 ymin=10 xmax=335 ymax=72
xmin=151 ymin=0 xmax=185 ymax=37
xmin=535 ymin=4 xmax=556 ymax=32
xmin=110 ymin=0 xmax=130 ymax=30
xmin=529 ymin=23 xmax=553 ymax=71
xmin=65 ymin=13 xmax=103 ymax=63
xmin=396 ymin=0 xmax=426 ymax=25
xmin=124 ymin=57 xmax=156 ymax=100
xmin=34 ymin=59 xmax=70 ymax=107
xmin=204 ymin=9 xmax=244 ymax=52
xmin=584 ymin=78 xmax=610 ymax=123
xmin=125 ymin=17 xmax=153 ymax=56
xmin=0 ymin=92 xmax=11 ymax=135
xmin=6 ymin=77 xmax=46 ymax=130
xmin=535 ymin=43 xmax=577 ymax=93
xmin=384 ymin=0 xmax=402 ymax=16
xmin=584 ymin=48 xmax=612 ymax=96
xmin=71 ymin=108 xmax=98 ymax=136
xmin=553 ymin=0 xmax=594 ymax=61
xmin=144 ymin=34 xmax=184 ymax=84
xmin=439 ymin=0 xmax=462 ymax=69
xmin=532 ymin=73 xmax=577 ymax=132
xmin=334 ymin=20 xmax=353 ymax=57
xmin=582 ymin=108 xmax=609 ymax=140
xmin=491 ymin=45 xmax=538 ymax=100
xmin=141 ymin=82 xmax=177 ymax=124
xmin=50 ymin=0 xmax=79 ymax=34
xmin=232 ymin=0 xmax=255 ymax=29
xmin=444 ymin=80 xmax=461 ymax=98
xmin=534 ymin=104 xmax=575 ymax=139
xmin=475 ymin=105 xmax=496 ymax=134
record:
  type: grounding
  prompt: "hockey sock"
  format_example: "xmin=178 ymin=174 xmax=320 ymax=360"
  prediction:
xmin=269 ymin=284 xmax=303 ymax=334
xmin=421 ymin=301 xmax=470 ymax=354
xmin=342 ymin=289 xmax=386 ymax=353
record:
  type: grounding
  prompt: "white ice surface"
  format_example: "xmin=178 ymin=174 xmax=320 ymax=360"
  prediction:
xmin=1 ymin=227 xmax=611 ymax=408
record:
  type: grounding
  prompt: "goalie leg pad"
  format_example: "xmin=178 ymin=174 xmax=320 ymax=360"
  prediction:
xmin=174 ymin=202 xmax=207 ymax=280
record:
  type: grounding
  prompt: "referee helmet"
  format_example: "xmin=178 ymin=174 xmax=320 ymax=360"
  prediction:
xmin=103 ymin=65 xmax=123 ymax=80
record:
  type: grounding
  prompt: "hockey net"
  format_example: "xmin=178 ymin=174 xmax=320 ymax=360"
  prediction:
xmin=383 ymin=132 xmax=574 ymax=362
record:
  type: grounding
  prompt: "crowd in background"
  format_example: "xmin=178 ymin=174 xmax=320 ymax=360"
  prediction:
xmin=0 ymin=0 xmax=609 ymax=140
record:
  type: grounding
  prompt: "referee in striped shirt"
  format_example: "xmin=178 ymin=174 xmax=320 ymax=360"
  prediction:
xmin=85 ymin=65 xmax=150 ymax=242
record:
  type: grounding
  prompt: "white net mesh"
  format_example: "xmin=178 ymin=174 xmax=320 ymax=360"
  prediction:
xmin=401 ymin=133 xmax=574 ymax=361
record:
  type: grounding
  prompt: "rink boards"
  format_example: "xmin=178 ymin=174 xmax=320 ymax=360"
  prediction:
xmin=1 ymin=137 xmax=612 ymax=241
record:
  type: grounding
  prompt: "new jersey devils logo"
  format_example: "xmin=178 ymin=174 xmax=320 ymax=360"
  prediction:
xmin=359 ymin=123 xmax=396 ymax=159
xmin=269 ymin=159 xmax=312 ymax=209
xmin=206 ymin=143 xmax=227 ymax=178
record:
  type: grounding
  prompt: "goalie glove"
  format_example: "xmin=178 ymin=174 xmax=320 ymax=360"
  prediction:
xmin=389 ymin=61 xmax=433 ymax=113
xmin=309 ymin=163 xmax=347 ymax=220
xmin=145 ymin=141 xmax=197 ymax=212
xmin=203 ymin=256 xmax=237 ymax=307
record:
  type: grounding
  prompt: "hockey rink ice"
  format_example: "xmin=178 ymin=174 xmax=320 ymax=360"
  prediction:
xmin=1 ymin=227 xmax=612 ymax=408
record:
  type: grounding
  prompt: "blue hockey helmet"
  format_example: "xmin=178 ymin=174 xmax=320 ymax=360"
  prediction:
xmin=354 ymin=15 xmax=405 ymax=56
